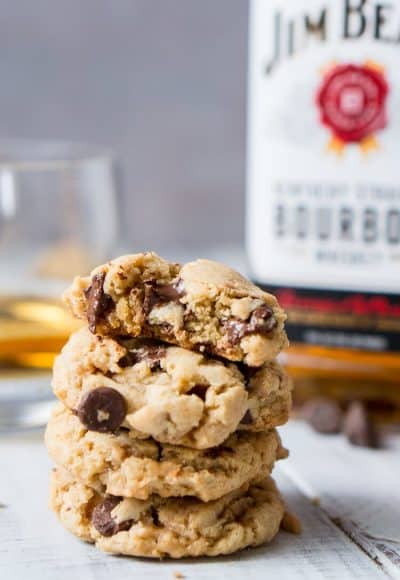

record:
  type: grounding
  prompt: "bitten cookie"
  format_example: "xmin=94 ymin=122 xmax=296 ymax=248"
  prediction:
xmin=50 ymin=468 xmax=285 ymax=559
xmin=63 ymin=252 xmax=288 ymax=366
xmin=45 ymin=405 xmax=288 ymax=501
xmin=52 ymin=328 xmax=292 ymax=449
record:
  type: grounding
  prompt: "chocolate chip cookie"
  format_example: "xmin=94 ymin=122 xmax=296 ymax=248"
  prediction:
xmin=52 ymin=328 xmax=292 ymax=448
xmin=50 ymin=467 xmax=285 ymax=558
xmin=63 ymin=252 xmax=288 ymax=366
xmin=46 ymin=405 xmax=287 ymax=501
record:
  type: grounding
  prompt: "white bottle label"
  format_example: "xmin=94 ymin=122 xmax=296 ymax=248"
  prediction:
xmin=247 ymin=0 xmax=400 ymax=350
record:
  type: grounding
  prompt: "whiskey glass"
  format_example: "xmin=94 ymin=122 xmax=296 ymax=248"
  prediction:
xmin=0 ymin=140 xmax=117 ymax=431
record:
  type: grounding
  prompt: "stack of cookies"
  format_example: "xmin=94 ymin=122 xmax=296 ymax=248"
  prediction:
xmin=45 ymin=252 xmax=296 ymax=559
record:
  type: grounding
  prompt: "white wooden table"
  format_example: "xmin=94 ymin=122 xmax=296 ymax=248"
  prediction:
xmin=1 ymin=420 xmax=399 ymax=580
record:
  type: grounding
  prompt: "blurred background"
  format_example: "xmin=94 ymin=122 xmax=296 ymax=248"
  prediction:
xmin=0 ymin=0 xmax=247 ymax=251
xmin=3 ymin=0 xmax=398 ymax=434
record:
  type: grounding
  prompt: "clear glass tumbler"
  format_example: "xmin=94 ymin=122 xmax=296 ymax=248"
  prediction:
xmin=0 ymin=140 xmax=118 ymax=431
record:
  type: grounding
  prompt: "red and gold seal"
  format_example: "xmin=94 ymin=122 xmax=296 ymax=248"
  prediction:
xmin=316 ymin=62 xmax=389 ymax=154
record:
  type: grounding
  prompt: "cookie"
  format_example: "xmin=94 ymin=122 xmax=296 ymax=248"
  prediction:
xmin=63 ymin=252 xmax=288 ymax=366
xmin=52 ymin=328 xmax=292 ymax=448
xmin=45 ymin=405 xmax=287 ymax=501
xmin=50 ymin=468 xmax=285 ymax=558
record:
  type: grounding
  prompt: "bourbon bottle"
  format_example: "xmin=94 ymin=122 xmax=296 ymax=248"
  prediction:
xmin=247 ymin=0 xmax=400 ymax=420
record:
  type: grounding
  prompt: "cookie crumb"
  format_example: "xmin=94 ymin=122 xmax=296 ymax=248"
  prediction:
xmin=281 ymin=510 xmax=302 ymax=534
xmin=173 ymin=572 xmax=185 ymax=579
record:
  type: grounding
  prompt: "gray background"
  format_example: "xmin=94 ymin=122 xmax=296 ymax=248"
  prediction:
xmin=0 ymin=1 xmax=248 ymax=251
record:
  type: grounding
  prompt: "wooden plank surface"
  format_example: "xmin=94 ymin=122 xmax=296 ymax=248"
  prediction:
xmin=1 ymin=421 xmax=398 ymax=579
xmin=279 ymin=421 xmax=400 ymax=578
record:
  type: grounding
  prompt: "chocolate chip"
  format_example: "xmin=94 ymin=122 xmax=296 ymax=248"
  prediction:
xmin=204 ymin=448 xmax=220 ymax=459
xmin=223 ymin=305 xmax=277 ymax=345
xmin=204 ymin=446 xmax=234 ymax=459
xmin=187 ymin=384 xmax=207 ymax=401
xmin=223 ymin=319 xmax=248 ymax=345
xmin=150 ymin=506 xmax=160 ymax=527
xmin=143 ymin=283 xmax=160 ymax=314
xmin=77 ymin=387 xmax=126 ymax=433
xmin=118 ymin=344 xmax=166 ymax=370
xmin=91 ymin=497 xmax=132 ymax=537
xmin=154 ymin=441 xmax=163 ymax=461
xmin=343 ymin=401 xmax=380 ymax=448
xmin=154 ymin=278 xmax=185 ymax=301
xmin=240 ymin=409 xmax=253 ymax=425
xmin=249 ymin=305 xmax=277 ymax=333
xmin=117 ymin=353 xmax=135 ymax=368
xmin=302 ymin=398 xmax=343 ymax=434
xmin=143 ymin=279 xmax=185 ymax=314
xmin=84 ymin=272 xmax=114 ymax=333
xmin=236 ymin=363 xmax=259 ymax=386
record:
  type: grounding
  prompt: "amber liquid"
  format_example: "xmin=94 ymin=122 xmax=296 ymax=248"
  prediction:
xmin=0 ymin=295 xmax=81 ymax=371
xmin=285 ymin=343 xmax=400 ymax=423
